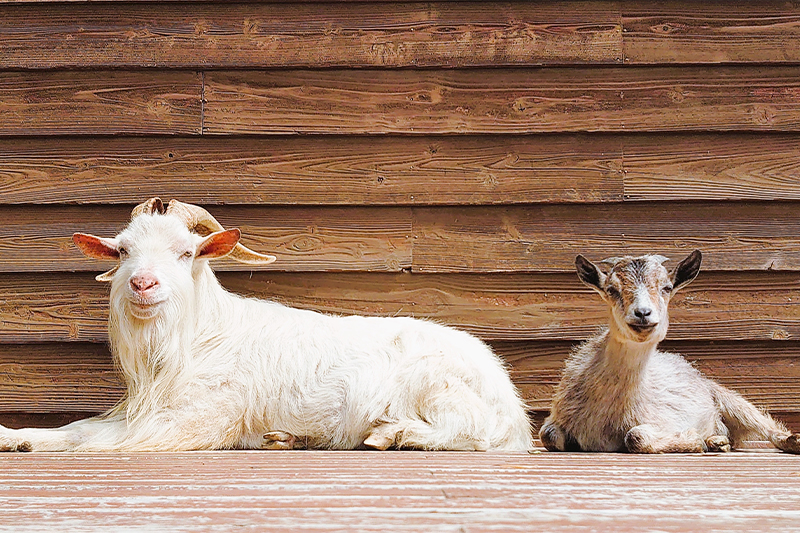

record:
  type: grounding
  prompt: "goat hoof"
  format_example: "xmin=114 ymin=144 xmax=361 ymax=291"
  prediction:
xmin=624 ymin=427 xmax=654 ymax=454
xmin=0 ymin=434 xmax=31 ymax=452
xmin=262 ymin=431 xmax=296 ymax=450
xmin=363 ymin=433 xmax=394 ymax=451
xmin=778 ymin=433 xmax=800 ymax=454
xmin=705 ymin=435 xmax=731 ymax=453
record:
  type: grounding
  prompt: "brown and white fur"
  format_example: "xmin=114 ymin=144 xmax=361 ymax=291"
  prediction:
xmin=0 ymin=199 xmax=531 ymax=453
xmin=539 ymin=250 xmax=800 ymax=454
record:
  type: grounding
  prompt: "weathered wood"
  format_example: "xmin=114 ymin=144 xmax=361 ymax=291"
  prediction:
xmin=0 ymin=135 xmax=623 ymax=205
xmin=0 ymin=2 xmax=621 ymax=69
xmin=0 ymin=344 xmax=122 ymax=413
xmin=203 ymin=67 xmax=800 ymax=134
xmin=4 ymin=340 xmax=799 ymax=420
xmin=0 ymin=205 xmax=412 ymax=273
xmin=0 ymin=71 xmax=201 ymax=136
xmin=0 ymin=411 xmax=95 ymax=430
xmin=622 ymin=133 xmax=800 ymax=201
xmin=499 ymin=340 xmax=800 ymax=413
xmin=412 ymin=202 xmax=800 ymax=272
xmin=1 ymin=452 xmax=800 ymax=532
xmin=2 ymin=271 xmax=799 ymax=343
xmin=623 ymin=0 xmax=800 ymax=64
xmin=7 ymin=202 xmax=797 ymax=274
xmin=3 ymin=133 xmax=800 ymax=205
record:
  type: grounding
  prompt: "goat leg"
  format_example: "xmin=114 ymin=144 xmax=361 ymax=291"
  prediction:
xmin=261 ymin=431 xmax=298 ymax=450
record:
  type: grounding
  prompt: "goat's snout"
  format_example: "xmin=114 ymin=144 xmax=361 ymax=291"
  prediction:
xmin=633 ymin=307 xmax=652 ymax=321
xmin=130 ymin=273 xmax=159 ymax=295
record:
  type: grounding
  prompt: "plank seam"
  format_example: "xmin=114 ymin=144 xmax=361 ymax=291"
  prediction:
xmin=201 ymin=71 xmax=206 ymax=135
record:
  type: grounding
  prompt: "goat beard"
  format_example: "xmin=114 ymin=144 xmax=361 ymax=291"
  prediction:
xmin=108 ymin=284 xmax=196 ymax=424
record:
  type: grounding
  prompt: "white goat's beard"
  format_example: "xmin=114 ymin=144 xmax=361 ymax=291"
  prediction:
xmin=109 ymin=286 xmax=196 ymax=420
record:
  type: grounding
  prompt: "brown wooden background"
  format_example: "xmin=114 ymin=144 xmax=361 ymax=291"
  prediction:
xmin=1 ymin=0 xmax=800 ymax=432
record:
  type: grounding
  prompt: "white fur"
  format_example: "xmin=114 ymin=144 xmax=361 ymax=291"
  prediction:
xmin=0 ymin=214 xmax=532 ymax=452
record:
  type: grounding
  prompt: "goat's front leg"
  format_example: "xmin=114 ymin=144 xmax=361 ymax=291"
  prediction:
xmin=261 ymin=431 xmax=302 ymax=450
xmin=0 ymin=415 xmax=128 ymax=452
xmin=539 ymin=420 xmax=581 ymax=452
xmin=625 ymin=424 xmax=705 ymax=454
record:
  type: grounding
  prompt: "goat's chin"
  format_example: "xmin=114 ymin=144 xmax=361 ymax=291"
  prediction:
xmin=623 ymin=322 xmax=666 ymax=343
xmin=127 ymin=300 xmax=164 ymax=320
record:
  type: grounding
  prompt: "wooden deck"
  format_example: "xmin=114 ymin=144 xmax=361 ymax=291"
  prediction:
xmin=1 ymin=450 xmax=799 ymax=532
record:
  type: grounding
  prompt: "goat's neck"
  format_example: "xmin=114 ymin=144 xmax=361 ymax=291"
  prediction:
xmin=594 ymin=324 xmax=659 ymax=380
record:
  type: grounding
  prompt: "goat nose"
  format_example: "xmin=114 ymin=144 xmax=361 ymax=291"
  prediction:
xmin=130 ymin=275 xmax=158 ymax=293
xmin=633 ymin=307 xmax=652 ymax=320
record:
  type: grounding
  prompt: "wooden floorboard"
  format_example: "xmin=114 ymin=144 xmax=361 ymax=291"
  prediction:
xmin=1 ymin=451 xmax=799 ymax=532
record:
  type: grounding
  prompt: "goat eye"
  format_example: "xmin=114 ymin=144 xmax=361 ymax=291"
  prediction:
xmin=662 ymin=285 xmax=674 ymax=293
xmin=118 ymin=247 xmax=128 ymax=258
xmin=606 ymin=286 xmax=621 ymax=299
xmin=183 ymin=251 xmax=193 ymax=259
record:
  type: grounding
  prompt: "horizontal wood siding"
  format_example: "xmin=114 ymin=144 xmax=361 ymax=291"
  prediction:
xmin=1 ymin=0 xmax=799 ymax=433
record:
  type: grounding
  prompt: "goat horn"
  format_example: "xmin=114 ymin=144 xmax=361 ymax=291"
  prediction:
xmin=166 ymin=200 xmax=277 ymax=265
xmin=131 ymin=197 xmax=166 ymax=219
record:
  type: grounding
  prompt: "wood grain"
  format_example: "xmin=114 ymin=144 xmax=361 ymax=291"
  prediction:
xmin=623 ymin=0 xmax=800 ymax=64
xmin=2 ymin=452 xmax=800 ymax=532
xmin=3 ymin=133 xmax=800 ymax=205
xmin=2 ymin=271 xmax=799 ymax=344
xmin=0 ymin=135 xmax=623 ymax=205
xmin=0 ymin=205 xmax=412 ymax=273
xmin=4 ymin=340 xmax=799 ymax=418
xmin=0 ymin=71 xmax=201 ymax=136
xmin=498 ymin=340 xmax=800 ymax=413
xmin=622 ymin=133 xmax=800 ymax=201
xmin=0 ymin=344 xmax=122 ymax=413
xmin=0 ymin=2 xmax=621 ymax=68
xmin=203 ymin=67 xmax=800 ymax=134
xmin=412 ymin=202 xmax=800 ymax=272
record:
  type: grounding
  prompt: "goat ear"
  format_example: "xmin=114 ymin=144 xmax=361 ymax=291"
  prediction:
xmin=197 ymin=228 xmax=241 ymax=260
xmin=671 ymin=249 xmax=702 ymax=291
xmin=575 ymin=254 xmax=606 ymax=292
xmin=73 ymin=233 xmax=119 ymax=260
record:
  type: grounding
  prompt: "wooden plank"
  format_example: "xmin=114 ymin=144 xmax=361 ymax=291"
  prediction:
xmin=498 ymin=340 xmax=800 ymax=414
xmin=3 ymin=133 xmax=799 ymax=205
xmin=5 ymin=340 xmax=800 ymax=420
xmin=0 ymin=135 xmax=623 ymax=206
xmin=0 ymin=71 xmax=201 ymax=136
xmin=2 ymin=271 xmax=799 ymax=343
xmin=0 ymin=344 xmax=122 ymax=413
xmin=0 ymin=452 xmax=800 ymax=532
xmin=623 ymin=1 xmax=800 ymax=64
xmin=0 ymin=411 xmax=95 ymax=429
xmin=0 ymin=2 xmax=621 ymax=69
xmin=412 ymin=202 xmax=800 ymax=272
xmin=0 ymin=205 xmax=412 ymax=273
xmin=203 ymin=67 xmax=800 ymax=134
xmin=622 ymin=133 xmax=800 ymax=201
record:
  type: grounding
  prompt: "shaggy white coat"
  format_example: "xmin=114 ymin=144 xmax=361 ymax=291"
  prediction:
xmin=0 ymin=214 xmax=532 ymax=452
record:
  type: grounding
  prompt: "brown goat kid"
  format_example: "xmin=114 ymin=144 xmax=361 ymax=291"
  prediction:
xmin=540 ymin=250 xmax=800 ymax=454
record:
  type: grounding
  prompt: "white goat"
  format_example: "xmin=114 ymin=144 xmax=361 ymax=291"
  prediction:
xmin=0 ymin=198 xmax=532 ymax=452
xmin=540 ymin=250 xmax=800 ymax=454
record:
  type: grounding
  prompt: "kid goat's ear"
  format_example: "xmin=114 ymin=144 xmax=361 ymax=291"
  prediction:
xmin=197 ymin=228 xmax=242 ymax=260
xmin=72 ymin=233 xmax=119 ymax=260
xmin=671 ymin=249 xmax=702 ymax=291
xmin=575 ymin=254 xmax=606 ymax=292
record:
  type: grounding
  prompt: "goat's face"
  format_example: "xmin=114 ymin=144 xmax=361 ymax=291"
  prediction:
xmin=73 ymin=214 xmax=241 ymax=321
xmin=575 ymin=250 xmax=702 ymax=343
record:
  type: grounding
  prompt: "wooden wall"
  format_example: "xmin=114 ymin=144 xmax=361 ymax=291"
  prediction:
xmin=2 ymin=0 xmax=800 ymax=431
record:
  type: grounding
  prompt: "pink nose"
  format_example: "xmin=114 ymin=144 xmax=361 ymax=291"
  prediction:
xmin=130 ymin=274 xmax=159 ymax=294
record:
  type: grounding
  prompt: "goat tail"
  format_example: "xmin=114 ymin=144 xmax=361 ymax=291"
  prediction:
xmin=712 ymin=382 xmax=794 ymax=450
